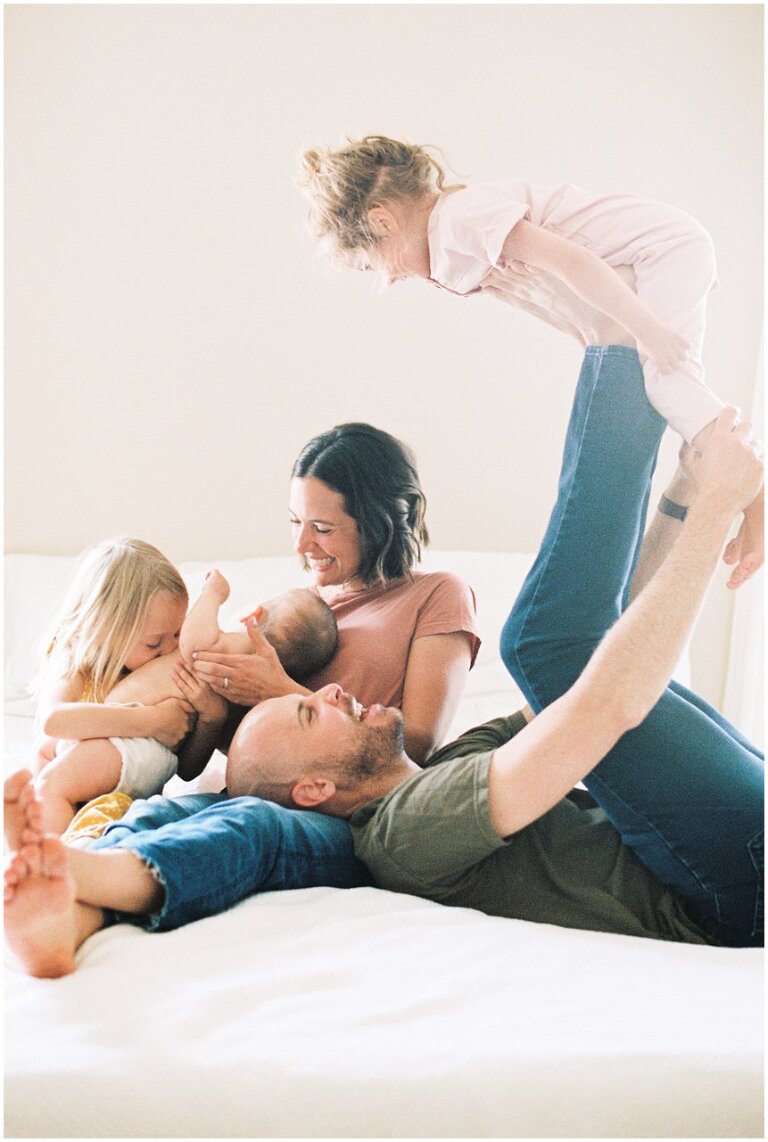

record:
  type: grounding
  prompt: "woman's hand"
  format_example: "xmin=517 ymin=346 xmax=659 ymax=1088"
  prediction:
xmin=146 ymin=697 xmax=196 ymax=749
xmin=191 ymin=620 xmax=306 ymax=706
xmin=173 ymin=660 xmax=228 ymax=726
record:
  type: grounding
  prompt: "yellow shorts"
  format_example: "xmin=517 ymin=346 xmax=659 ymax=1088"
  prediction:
xmin=63 ymin=792 xmax=134 ymax=844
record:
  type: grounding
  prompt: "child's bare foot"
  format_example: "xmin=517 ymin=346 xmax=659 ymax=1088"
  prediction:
xmin=4 ymin=836 xmax=78 ymax=977
xmin=724 ymin=485 xmax=764 ymax=589
xmin=179 ymin=570 xmax=231 ymax=661
xmin=4 ymin=769 xmax=43 ymax=851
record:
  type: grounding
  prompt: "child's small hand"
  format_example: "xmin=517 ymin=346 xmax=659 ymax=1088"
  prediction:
xmin=723 ymin=484 xmax=764 ymax=589
xmin=174 ymin=660 xmax=228 ymax=725
xmin=639 ymin=322 xmax=691 ymax=374
xmin=148 ymin=698 xmax=196 ymax=749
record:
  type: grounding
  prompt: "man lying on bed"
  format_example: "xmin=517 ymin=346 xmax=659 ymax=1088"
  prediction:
xmin=4 ymin=339 xmax=763 ymax=975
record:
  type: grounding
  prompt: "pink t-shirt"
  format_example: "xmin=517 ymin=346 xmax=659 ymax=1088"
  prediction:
xmin=303 ymin=571 xmax=480 ymax=709
xmin=428 ymin=179 xmax=712 ymax=296
xmin=427 ymin=179 xmax=723 ymax=444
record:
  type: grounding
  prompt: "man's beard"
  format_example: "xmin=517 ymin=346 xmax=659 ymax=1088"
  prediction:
xmin=347 ymin=711 xmax=405 ymax=782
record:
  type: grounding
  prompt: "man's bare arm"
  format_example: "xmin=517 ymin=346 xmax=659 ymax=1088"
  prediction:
xmin=629 ymin=446 xmax=697 ymax=602
xmin=487 ymin=410 xmax=762 ymax=838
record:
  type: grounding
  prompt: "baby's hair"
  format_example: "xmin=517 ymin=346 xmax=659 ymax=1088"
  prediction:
xmin=261 ymin=590 xmax=338 ymax=681
xmin=299 ymin=134 xmax=462 ymax=261
xmin=35 ymin=537 xmax=188 ymax=705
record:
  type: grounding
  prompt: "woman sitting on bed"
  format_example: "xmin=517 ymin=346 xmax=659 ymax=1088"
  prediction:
xmin=192 ymin=421 xmax=480 ymax=766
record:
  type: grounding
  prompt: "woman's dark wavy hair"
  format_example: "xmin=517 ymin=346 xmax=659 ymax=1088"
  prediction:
xmin=292 ymin=423 xmax=429 ymax=586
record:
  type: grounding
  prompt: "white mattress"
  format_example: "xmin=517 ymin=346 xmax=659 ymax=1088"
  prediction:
xmin=4 ymin=551 xmax=761 ymax=1137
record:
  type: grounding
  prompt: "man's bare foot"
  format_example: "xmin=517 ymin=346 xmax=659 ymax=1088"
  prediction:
xmin=179 ymin=569 xmax=231 ymax=661
xmin=4 ymin=836 xmax=78 ymax=977
xmin=723 ymin=486 xmax=765 ymax=589
xmin=4 ymin=769 xmax=43 ymax=851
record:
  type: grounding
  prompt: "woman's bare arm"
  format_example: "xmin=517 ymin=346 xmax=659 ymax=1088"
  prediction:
xmin=400 ymin=632 xmax=474 ymax=765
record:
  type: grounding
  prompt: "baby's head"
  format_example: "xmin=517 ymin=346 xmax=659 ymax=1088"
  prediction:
xmin=299 ymin=135 xmax=460 ymax=274
xmin=257 ymin=589 xmax=338 ymax=681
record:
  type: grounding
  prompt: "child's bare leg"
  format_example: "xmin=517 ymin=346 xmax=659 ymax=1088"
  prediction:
xmin=179 ymin=570 xmax=233 ymax=660
xmin=180 ymin=571 xmax=255 ymax=659
xmin=4 ymin=836 xmax=103 ymax=978
xmin=31 ymin=733 xmax=58 ymax=777
xmin=35 ymin=740 xmax=123 ymax=835
xmin=4 ymin=769 xmax=43 ymax=850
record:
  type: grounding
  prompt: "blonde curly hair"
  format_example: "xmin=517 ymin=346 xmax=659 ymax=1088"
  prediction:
xmin=299 ymin=134 xmax=462 ymax=262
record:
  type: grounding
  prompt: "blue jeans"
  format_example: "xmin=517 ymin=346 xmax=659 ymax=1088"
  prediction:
xmin=500 ymin=346 xmax=764 ymax=947
xmin=92 ymin=792 xmax=373 ymax=931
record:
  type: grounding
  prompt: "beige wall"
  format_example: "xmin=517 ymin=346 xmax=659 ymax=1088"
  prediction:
xmin=5 ymin=4 xmax=763 ymax=710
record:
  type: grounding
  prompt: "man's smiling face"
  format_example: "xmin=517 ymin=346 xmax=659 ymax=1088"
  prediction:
xmin=225 ymin=684 xmax=405 ymax=808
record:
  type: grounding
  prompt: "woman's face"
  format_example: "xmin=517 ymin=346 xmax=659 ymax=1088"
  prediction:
xmin=289 ymin=477 xmax=364 ymax=591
